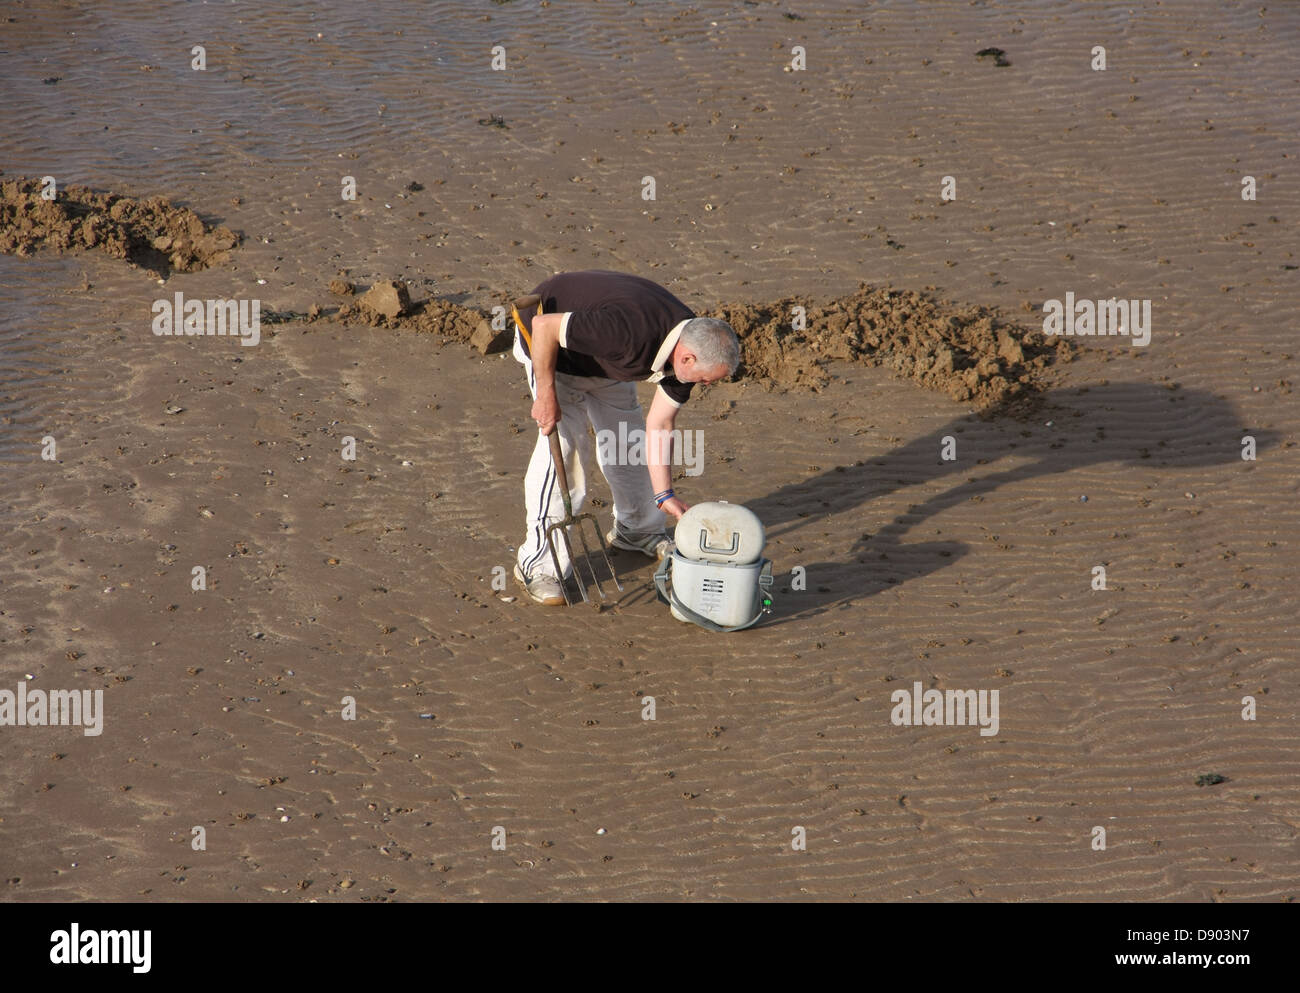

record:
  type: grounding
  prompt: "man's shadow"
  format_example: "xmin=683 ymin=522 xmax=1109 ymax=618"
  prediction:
xmin=740 ymin=382 xmax=1276 ymax=626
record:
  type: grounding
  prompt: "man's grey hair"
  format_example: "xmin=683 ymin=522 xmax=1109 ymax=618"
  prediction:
xmin=680 ymin=317 xmax=741 ymax=376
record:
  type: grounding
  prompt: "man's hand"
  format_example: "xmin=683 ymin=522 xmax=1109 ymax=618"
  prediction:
xmin=659 ymin=497 xmax=689 ymax=520
xmin=532 ymin=391 xmax=561 ymax=435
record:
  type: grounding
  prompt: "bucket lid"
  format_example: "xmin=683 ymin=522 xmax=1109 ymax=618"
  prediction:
xmin=674 ymin=501 xmax=765 ymax=564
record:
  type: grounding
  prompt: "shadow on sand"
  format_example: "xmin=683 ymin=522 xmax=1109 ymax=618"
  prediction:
xmin=740 ymin=381 xmax=1275 ymax=628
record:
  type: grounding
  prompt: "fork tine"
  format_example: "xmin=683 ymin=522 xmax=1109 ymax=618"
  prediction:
xmin=567 ymin=530 xmax=591 ymax=603
xmin=587 ymin=521 xmax=624 ymax=593
xmin=548 ymin=522 xmax=589 ymax=604
xmin=546 ymin=525 xmax=578 ymax=606
xmin=570 ymin=519 xmax=607 ymax=600
xmin=576 ymin=517 xmax=621 ymax=596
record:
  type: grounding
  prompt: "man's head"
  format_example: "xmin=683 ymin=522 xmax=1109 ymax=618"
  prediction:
xmin=670 ymin=317 xmax=741 ymax=385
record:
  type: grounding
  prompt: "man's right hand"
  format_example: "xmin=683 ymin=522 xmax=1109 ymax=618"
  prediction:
xmin=532 ymin=392 xmax=561 ymax=435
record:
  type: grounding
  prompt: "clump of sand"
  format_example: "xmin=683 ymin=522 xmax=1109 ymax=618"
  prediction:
xmin=336 ymin=289 xmax=487 ymax=343
xmin=0 ymin=176 xmax=239 ymax=273
xmin=714 ymin=283 xmax=1075 ymax=409
xmin=355 ymin=279 xmax=410 ymax=319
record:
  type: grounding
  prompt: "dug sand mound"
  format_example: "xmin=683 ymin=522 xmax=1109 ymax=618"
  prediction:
xmin=714 ymin=284 xmax=1074 ymax=410
xmin=0 ymin=176 xmax=240 ymax=273
xmin=331 ymin=278 xmax=1074 ymax=409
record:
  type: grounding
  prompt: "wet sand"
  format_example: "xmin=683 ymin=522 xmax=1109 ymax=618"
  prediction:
xmin=1 ymin=0 xmax=1297 ymax=901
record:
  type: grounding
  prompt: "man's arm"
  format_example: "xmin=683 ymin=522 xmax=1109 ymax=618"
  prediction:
xmin=529 ymin=312 xmax=565 ymax=435
xmin=647 ymin=386 xmax=689 ymax=519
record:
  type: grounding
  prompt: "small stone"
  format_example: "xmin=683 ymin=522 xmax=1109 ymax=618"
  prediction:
xmin=328 ymin=278 xmax=355 ymax=296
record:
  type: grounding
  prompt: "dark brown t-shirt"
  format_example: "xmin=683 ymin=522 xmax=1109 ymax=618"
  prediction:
xmin=519 ymin=269 xmax=696 ymax=405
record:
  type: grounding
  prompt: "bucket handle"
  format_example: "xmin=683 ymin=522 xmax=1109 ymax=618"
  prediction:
xmin=695 ymin=528 xmax=741 ymax=557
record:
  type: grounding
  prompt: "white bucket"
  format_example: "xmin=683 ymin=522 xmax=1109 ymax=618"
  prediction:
xmin=655 ymin=502 xmax=774 ymax=632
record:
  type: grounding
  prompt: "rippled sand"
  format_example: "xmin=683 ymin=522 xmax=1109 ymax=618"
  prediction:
xmin=1 ymin=0 xmax=1297 ymax=902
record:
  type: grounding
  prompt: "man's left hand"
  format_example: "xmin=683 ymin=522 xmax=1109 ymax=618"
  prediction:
xmin=660 ymin=497 xmax=689 ymax=520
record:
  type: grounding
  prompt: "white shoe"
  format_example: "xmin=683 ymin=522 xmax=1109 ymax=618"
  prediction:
xmin=513 ymin=564 xmax=566 ymax=606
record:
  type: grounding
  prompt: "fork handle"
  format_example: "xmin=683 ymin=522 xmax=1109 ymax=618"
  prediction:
xmin=548 ymin=431 xmax=575 ymax=519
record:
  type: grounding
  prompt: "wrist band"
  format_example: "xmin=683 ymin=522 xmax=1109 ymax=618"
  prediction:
xmin=654 ymin=489 xmax=674 ymax=507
